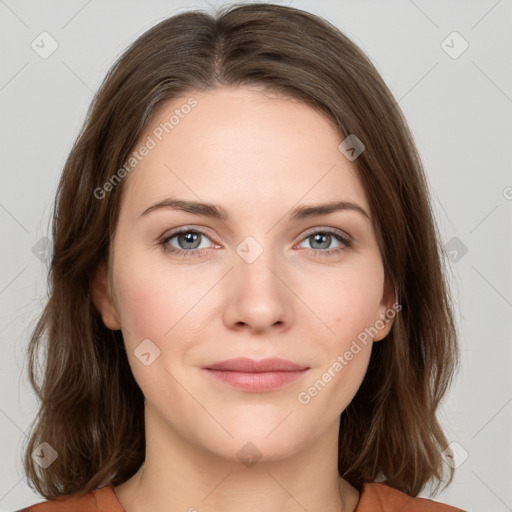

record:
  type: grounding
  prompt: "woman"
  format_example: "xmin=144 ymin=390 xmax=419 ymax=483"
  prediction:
xmin=19 ymin=2 xmax=464 ymax=511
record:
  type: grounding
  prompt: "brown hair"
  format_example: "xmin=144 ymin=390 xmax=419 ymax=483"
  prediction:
xmin=22 ymin=1 xmax=459 ymax=499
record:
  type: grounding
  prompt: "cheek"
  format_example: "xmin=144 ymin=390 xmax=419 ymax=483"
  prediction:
xmin=109 ymin=243 xmax=385 ymax=441
xmin=307 ymin=259 xmax=385 ymax=341
xmin=113 ymin=244 xmax=385 ymax=350
xmin=111 ymin=258 xmax=202 ymax=399
xmin=112 ymin=253 xmax=205 ymax=343
xmin=296 ymin=268 xmax=381 ymax=415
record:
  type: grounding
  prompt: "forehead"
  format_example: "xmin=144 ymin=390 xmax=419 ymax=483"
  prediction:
xmin=120 ymin=86 xmax=368 ymax=220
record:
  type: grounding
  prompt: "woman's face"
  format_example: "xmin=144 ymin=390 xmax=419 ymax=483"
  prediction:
xmin=94 ymin=85 xmax=394 ymax=463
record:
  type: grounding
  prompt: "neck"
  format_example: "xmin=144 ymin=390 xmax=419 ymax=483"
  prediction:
xmin=114 ymin=405 xmax=360 ymax=512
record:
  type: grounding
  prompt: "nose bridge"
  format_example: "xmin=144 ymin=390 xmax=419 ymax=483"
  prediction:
xmin=234 ymin=232 xmax=282 ymax=292
xmin=223 ymin=232 xmax=291 ymax=331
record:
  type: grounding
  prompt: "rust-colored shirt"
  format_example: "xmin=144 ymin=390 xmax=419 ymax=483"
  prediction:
xmin=18 ymin=482 xmax=465 ymax=511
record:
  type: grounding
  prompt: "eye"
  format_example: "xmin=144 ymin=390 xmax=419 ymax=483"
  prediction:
xmin=158 ymin=228 xmax=215 ymax=258
xmin=158 ymin=227 xmax=352 ymax=258
xmin=296 ymin=229 xmax=352 ymax=257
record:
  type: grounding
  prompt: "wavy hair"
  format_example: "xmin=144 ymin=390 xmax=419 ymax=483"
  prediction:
xmin=22 ymin=1 xmax=458 ymax=499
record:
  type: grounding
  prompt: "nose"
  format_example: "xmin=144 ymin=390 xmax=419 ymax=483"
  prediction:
xmin=222 ymin=248 xmax=293 ymax=334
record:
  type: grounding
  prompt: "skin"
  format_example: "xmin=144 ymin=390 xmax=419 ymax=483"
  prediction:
xmin=92 ymin=85 xmax=395 ymax=512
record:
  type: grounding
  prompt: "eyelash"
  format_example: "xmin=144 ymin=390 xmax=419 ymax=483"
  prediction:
xmin=157 ymin=227 xmax=352 ymax=258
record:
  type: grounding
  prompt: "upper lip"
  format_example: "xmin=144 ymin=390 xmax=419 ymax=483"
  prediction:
xmin=204 ymin=357 xmax=309 ymax=372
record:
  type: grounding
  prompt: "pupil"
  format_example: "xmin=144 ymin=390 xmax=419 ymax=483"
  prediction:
xmin=313 ymin=233 xmax=329 ymax=249
xmin=181 ymin=232 xmax=199 ymax=249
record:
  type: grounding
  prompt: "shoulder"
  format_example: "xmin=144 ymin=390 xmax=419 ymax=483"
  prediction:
xmin=16 ymin=483 xmax=123 ymax=512
xmin=355 ymin=482 xmax=466 ymax=511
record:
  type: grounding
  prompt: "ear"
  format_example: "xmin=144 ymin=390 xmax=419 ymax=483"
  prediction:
xmin=91 ymin=261 xmax=121 ymax=330
xmin=373 ymin=278 xmax=398 ymax=342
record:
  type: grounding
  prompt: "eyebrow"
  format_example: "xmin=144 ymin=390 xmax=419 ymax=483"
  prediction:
xmin=139 ymin=198 xmax=370 ymax=221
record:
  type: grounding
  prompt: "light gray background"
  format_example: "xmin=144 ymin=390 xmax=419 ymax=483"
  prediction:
xmin=1 ymin=0 xmax=511 ymax=510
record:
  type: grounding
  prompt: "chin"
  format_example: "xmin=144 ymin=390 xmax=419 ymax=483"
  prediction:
xmin=197 ymin=423 xmax=309 ymax=463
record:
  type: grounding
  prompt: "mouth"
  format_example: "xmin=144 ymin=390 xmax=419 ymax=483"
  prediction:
xmin=202 ymin=357 xmax=310 ymax=392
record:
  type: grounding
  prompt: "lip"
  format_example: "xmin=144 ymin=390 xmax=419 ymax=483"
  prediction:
xmin=202 ymin=357 xmax=310 ymax=392
xmin=205 ymin=357 xmax=308 ymax=372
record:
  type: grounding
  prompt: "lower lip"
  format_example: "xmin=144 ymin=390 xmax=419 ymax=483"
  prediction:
xmin=203 ymin=369 xmax=308 ymax=392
